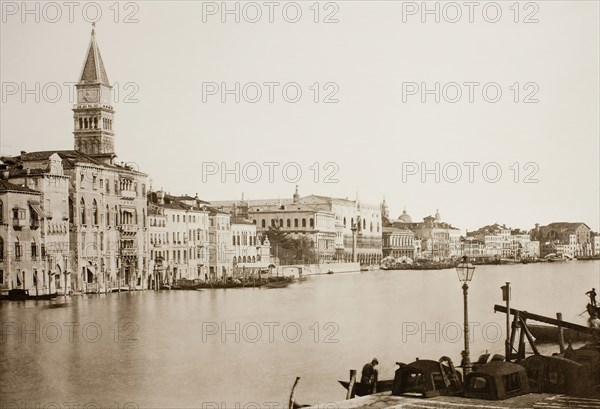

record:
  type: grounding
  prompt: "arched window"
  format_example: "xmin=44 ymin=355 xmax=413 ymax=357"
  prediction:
xmin=252 ymin=256 xmax=256 ymax=263
xmin=242 ymin=256 xmax=247 ymax=263
xmin=287 ymin=219 xmax=291 ymax=228
xmin=80 ymin=198 xmax=86 ymax=225
xmin=310 ymin=218 xmax=314 ymax=228
xmin=233 ymin=256 xmax=237 ymax=265
xmin=363 ymin=219 xmax=366 ymax=229
xmin=294 ymin=219 xmax=298 ymax=228
xmin=0 ymin=236 xmax=4 ymax=261
xmin=0 ymin=200 xmax=3 ymax=224
xmin=232 ymin=235 xmax=236 ymax=245
xmin=279 ymin=219 xmax=283 ymax=227
xmin=106 ymin=205 xmax=110 ymax=226
xmin=261 ymin=219 xmax=266 ymax=228
xmin=92 ymin=200 xmax=98 ymax=225
xmin=377 ymin=222 xmax=380 ymax=233
xmin=370 ymin=222 xmax=373 ymax=232
xmin=253 ymin=219 xmax=257 ymax=225
xmin=302 ymin=219 xmax=306 ymax=228
xmin=343 ymin=217 xmax=347 ymax=227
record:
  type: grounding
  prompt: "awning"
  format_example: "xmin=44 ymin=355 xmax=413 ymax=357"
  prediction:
xmin=28 ymin=201 xmax=46 ymax=218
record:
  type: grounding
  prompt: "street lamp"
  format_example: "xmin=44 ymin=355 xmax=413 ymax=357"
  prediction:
xmin=456 ymin=255 xmax=476 ymax=376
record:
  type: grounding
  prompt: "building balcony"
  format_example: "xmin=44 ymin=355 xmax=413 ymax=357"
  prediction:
xmin=120 ymin=189 xmax=137 ymax=199
xmin=120 ymin=248 xmax=139 ymax=256
xmin=118 ymin=224 xmax=138 ymax=234
xmin=12 ymin=218 xmax=26 ymax=230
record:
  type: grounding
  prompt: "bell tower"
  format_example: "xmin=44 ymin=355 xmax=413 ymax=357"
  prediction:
xmin=73 ymin=24 xmax=116 ymax=164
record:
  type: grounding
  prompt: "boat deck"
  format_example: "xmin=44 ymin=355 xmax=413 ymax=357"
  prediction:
xmin=306 ymin=393 xmax=600 ymax=409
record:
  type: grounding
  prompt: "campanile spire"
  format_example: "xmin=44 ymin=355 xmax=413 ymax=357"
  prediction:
xmin=73 ymin=25 xmax=116 ymax=164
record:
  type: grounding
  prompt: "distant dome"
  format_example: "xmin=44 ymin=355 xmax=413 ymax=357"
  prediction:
xmin=398 ymin=209 xmax=412 ymax=223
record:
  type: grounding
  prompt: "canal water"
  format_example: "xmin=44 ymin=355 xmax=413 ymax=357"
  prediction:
xmin=1 ymin=261 xmax=599 ymax=408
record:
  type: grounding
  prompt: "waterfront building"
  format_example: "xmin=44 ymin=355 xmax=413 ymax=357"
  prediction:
xmin=0 ymin=180 xmax=44 ymax=293
xmin=531 ymin=222 xmax=592 ymax=258
xmin=591 ymin=233 xmax=600 ymax=256
xmin=147 ymin=190 xmax=209 ymax=284
xmin=391 ymin=209 xmax=459 ymax=261
xmin=468 ymin=224 xmax=540 ymax=260
xmin=1 ymin=154 xmax=72 ymax=294
xmin=0 ymin=27 xmax=149 ymax=292
xmin=211 ymin=187 xmax=382 ymax=264
xmin=230 ymin=218 xmax=273 ymax=272
xmin=461 ymin=237 xmax=486 ymax=259
xmin=208 ymin=208 xmax=232 ymax=279
xmin=382 ymin=226 xmax=416 ymax=259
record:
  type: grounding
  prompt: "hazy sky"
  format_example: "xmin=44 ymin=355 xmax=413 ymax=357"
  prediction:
xmin=1 ymin=1 xmax=598 ymax=232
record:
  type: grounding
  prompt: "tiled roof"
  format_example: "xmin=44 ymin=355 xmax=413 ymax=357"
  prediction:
xmin=231 ymin=217 xmax=255 ymax=225
xmin=15 ymin=150 xmax=146 ymax=175
xmin=0 ymin=180 xmax=41 ymax=194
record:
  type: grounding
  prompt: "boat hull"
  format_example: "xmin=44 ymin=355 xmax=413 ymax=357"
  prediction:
xmin=338 ymin=380 xmax=394 ymax=396
xmin=528 ymin=324 xmax=596 ymax=343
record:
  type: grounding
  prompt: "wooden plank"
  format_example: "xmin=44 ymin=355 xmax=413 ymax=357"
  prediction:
xmin=494 ymin=305 xmax=598 ymax=336
xmin=519 ymin=316 xmax=540 ymax=355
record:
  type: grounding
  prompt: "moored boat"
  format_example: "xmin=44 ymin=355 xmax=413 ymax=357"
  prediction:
xmin=0 ymin=289 xmax=59 ymax=301
xmin=528 ymin=323 xmax=597 ymax=343
xmin=464 ymin=361 xmax=530 ymax=400
xmin=392 ymin=356 xmax=463 ymax=398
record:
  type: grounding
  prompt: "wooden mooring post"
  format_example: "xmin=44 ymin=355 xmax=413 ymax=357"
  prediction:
xmin=557 ymin=312 xmax=565 ymax=353
xmin=346 ymin=369 xmax=357 ymax=400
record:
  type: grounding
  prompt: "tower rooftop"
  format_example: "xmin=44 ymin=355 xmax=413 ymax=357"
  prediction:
xmin=79 ymin=24 xmax=110 ymax=85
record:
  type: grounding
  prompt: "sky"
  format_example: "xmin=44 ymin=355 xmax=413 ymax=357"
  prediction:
xmin=1 ymin=0 xmax=599 ymax=233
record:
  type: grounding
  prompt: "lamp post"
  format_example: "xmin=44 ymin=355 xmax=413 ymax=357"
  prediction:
xmin=456 ymin=255 xmax=476 ymax=376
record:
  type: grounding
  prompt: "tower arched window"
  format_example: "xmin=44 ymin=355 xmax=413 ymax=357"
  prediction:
xmin=287 ymin=219 xmax=291 ymax=228
xmin=92 ymin=200 xmax=98 ymax=225
xmin=84 ymin=118 xmax=88 ymax=129
xmin=93 ymin=117 xmax=98 ymax=129
xmin=79 ymin=118 xmax=83 ymax=129
xmin=294 ymin=219 xmax=298 ymax=228
xmin=261 ymin=219 xmax=266 ymax=228
xmin=310 ymin=218 xmax=314 ymax=228
xmin=80 ymin=198 xmax=86 ymax=225
xmin=302 ymin=219 xmax=306 ymax=228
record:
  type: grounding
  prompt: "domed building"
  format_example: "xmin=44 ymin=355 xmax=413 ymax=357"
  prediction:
xmin=398 ymin=208 xmax=413 ymax=224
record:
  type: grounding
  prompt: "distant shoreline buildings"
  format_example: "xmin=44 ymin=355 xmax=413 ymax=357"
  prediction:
xmin=0 ymin=28 xmax=599 ymax=294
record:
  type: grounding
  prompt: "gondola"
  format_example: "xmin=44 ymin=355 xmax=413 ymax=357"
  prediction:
xmin=0 ymin=289 xmax=59 ymax=301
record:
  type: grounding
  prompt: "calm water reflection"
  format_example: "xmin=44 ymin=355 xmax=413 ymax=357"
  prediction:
xmin=1 ymin=261 xmax=599 ymax=408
